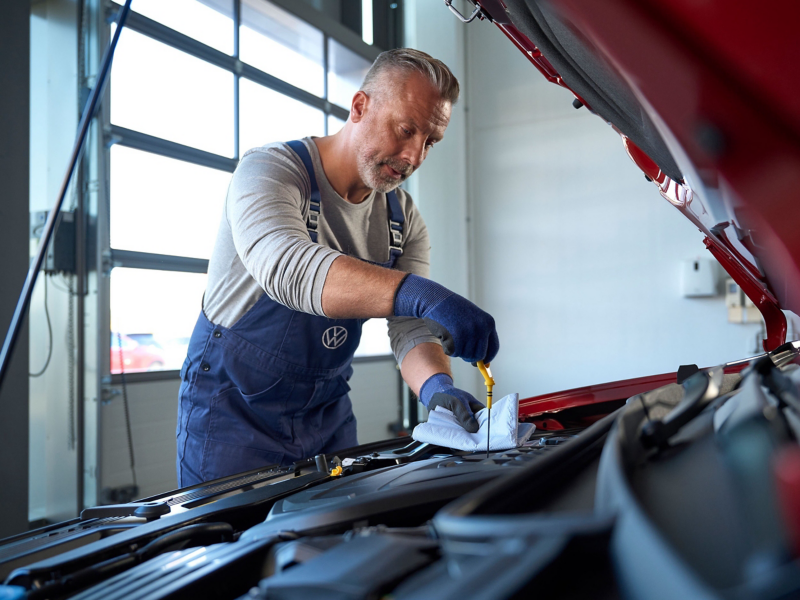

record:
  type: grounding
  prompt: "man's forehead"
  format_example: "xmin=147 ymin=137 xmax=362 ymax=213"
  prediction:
xmin=385 ymin=73 xmax=451 ymax=131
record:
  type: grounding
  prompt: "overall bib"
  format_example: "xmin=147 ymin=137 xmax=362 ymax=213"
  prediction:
xmin=176 ymin=140 xmax=405 ymax=486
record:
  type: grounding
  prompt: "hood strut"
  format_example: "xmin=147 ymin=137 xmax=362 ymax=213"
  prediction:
xmin=704 ymin=236 xmax=786 ymax=351
xmin=621 ymin=135 xmax=787 ymax=351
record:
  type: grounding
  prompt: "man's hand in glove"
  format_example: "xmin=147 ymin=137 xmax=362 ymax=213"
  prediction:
xmin=419 ymin=373 xmax=484 ymax=433
xmin=394 ymin=274 xmax=499 ymax=365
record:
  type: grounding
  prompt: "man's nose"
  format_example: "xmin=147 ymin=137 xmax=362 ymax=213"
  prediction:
xmin=400 ymin=139 xmax=426 ymax=169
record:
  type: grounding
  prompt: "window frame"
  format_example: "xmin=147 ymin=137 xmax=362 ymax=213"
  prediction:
xmin=101 ymin=0 xmax=393 ymax=383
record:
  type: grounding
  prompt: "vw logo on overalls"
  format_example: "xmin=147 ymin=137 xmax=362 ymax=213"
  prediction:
xmin=322 ymin=326 xmax=348 ymax=350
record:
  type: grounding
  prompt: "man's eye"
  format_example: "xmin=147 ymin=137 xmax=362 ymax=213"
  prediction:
xmin=401 ymin=127 xmax=412 ymax=135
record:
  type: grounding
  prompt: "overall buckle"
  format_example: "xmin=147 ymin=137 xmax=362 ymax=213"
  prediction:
xmin=307 ymin=212 xmax=319 ymax=230
xmin=390 ymin=220 xmax=403 ymax=249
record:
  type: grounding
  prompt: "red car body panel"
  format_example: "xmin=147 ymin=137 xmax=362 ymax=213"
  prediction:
xmin=621 ymin=137 xmax=788 ymax=351
xmin=519 ymin=361 xmax=750 ymax=422
xmin=519 ymin=372 xmax=674 ymax=416
xmin=110 ymin=334 xmax=166 ymax=373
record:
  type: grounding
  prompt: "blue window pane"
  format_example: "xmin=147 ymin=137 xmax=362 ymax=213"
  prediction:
xmin=354 ymin=319 xmax=392 ymax=358
xmin=328 ymin=114 xmax=346 ymax=135
xmin=328 ymin=39 xmax=371 ymax=109
xmin=239 ymin=79 xmax=325 ymax=153
xmin=240 ymin=0 xmax=324 ymax=97
xmin=111 ymin=27 xmax=234 ymax=156
xmin=126 ymin=0 xmax=234 ymax=54
xmin=110 ymin=146 xmax=230 ymax=259
xmin=110 ymin=268 xmax=208 ymax=373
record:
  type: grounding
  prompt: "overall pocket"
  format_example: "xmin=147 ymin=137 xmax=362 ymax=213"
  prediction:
xmin=288 ymin=375 xmax=356 ymax=457
xmin=201 ymin=381 xmax=290 ymax=481
xmin=207 ymin=377 xmax=292 ymax=447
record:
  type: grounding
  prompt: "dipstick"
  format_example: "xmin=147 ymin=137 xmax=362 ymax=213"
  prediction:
xmin=476 ymin=361 xmax=494 ymax=458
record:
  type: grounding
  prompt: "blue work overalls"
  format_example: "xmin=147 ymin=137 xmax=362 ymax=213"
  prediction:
xmin=176 ymin=140 xmax=405 ymax=486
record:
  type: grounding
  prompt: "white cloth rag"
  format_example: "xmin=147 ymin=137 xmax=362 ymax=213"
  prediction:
xmin=412 ymin=392 xmax=536 ymax=452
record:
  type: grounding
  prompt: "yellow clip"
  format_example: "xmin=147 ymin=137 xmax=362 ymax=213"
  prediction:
xmin=330 ymin=466 xmax=343 ymax=477
xmin=476 ymin=361 xmax=494 ymax=410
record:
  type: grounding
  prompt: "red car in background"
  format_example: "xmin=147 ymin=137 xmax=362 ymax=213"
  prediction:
xmin=110 ymin=333 xmax=166 ymax=374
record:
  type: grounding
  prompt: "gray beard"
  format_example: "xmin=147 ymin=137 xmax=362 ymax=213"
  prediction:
xmin=356 ymin=150 xmax=409 ymax=193
xmin=365 ymin=165 xmax=404 ymax=193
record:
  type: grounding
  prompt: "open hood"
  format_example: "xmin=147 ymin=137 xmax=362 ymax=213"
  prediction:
xmin=448 ymin=0 xmax=800 ymax=353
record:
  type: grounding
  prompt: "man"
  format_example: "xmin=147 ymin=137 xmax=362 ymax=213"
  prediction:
xmin=176 ymin=49 xmax=499 ymax=486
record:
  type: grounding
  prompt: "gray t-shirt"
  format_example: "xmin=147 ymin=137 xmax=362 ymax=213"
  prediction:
xmin=203 ymin=137 xmax=439 ymax=364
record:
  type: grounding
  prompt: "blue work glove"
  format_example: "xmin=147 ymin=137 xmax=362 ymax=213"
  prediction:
xmin=420 ymin=373 xmax=485 ymax=433
xmin=394 ymin=274 xmax=499 ymax=364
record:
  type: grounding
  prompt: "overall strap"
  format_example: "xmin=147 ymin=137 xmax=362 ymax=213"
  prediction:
xmin=286 ymin=140 xmax=321 ymax=243
xmin=386 ymin=190 xmax=405 ymax=260
xmin=288 ymin=139 xmax=404 ymax=261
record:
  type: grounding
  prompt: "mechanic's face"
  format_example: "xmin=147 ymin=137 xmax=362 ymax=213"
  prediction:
xmin=353 ymin=72 xmax=451 ymax=193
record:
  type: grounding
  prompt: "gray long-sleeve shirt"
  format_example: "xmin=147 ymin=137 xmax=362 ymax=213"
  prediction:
xmin=203 ymin=137 xmax=440 ymax=364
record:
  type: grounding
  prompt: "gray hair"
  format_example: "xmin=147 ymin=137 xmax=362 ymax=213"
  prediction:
xmin=360 ymin=48 xmax=460 ymax=105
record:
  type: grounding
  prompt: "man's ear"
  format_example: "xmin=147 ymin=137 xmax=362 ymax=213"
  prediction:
xmin=350 ymin=91 xmax=369 ymax=124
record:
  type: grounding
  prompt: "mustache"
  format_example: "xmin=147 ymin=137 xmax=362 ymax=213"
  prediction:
xmin=378 ymin=158 xmax=413 ymax=177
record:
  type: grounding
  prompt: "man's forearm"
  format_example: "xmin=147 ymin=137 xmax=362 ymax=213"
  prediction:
xmin=400 ymin=342 xmax=451 ymax=396
xmin=321 ymin=255 xmax=407 ymax=318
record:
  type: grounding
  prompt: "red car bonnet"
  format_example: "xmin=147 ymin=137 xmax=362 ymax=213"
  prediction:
xmin=455 ymin=0 xmax=800 ymax=417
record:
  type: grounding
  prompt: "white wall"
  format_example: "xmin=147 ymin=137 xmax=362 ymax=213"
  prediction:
xmin=348 ymin=359 xmax=404 ymax=444
xmin=100 ymin=379 xmax=180 ymax=499
xmin=403 ymin=0 xmax=474 ymax=392
xmin=408 ymin=3 xmax=763 ymax=401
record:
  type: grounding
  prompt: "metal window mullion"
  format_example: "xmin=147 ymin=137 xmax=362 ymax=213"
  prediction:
xmin=233 ymin=0 xmax=240 ymax=58
xmin=328 ymin=104 xmax=350 ymax=122
xmin=110 ymin=126 xmax=238 ymax=173
xmin=109 ymin=249 xmax=209 ymax=274
xmin=238 ymin=63 xmax=332 ymax=113
xmin=97 ymin=0 xmax=115 ymax=509
xmin=112 ymin=7 xmax=234 ymax=72
xmin=110 ymin=3 xmax=345 ymax=119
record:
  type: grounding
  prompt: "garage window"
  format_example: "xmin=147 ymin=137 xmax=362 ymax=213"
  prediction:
xmin=105 ymin=0 xmax=392 ymax=376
